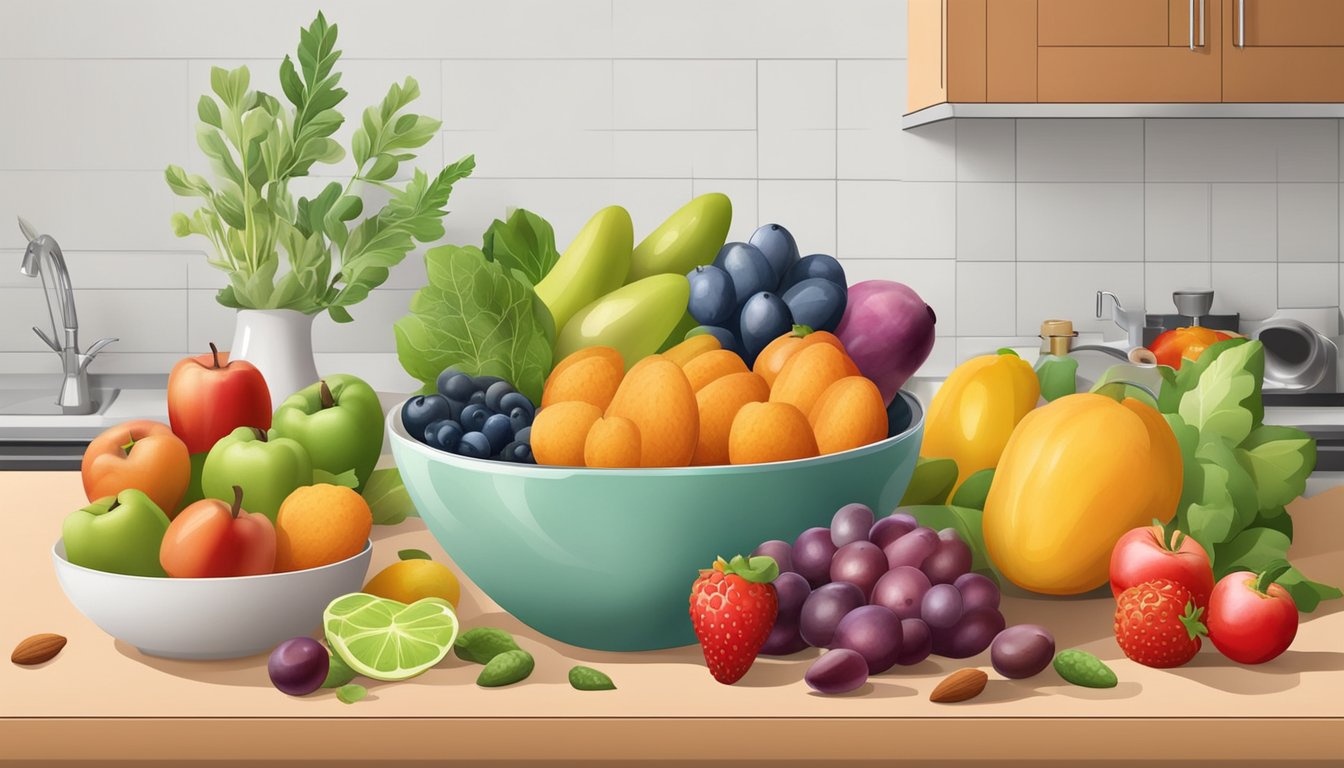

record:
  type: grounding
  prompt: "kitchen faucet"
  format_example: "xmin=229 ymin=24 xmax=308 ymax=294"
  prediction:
xmin=1095 ymin=290 xmax=1146 ymax=350
xmin=17 ymin=217 xmax=117 ymax=414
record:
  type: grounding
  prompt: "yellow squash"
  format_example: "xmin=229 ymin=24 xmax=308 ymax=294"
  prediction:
xmin=982 ymin=393 xmax=1183 ymax=595
xmin=921 ymin=352 xmax=1039 ymax=491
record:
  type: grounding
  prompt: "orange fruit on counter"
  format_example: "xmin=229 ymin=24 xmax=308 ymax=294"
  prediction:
xmin=605 ymin=358 xmax=699 ymax=467
xmin=363 ymin=558 xmax=461 ymax=608
xmin=753 ymin=328 xmax=852 ymax=388
xmin=729 ymin=402 xmax=819 ymax=465
xmin=809 ymin=376 xmax=889 ymax=455
xmin=532 ymin=400 xmax=603 ymax=466
xmin=541 ymin=355 xmax=623 ymax=411
xmin=769 ymin=343 xmax=858 ymax=416
xmin=682 ymin=349 xmax=748 ymax=393
xmin=693 ymin=372 xmax=770 ymax=466
xmin=273 ymin=484 xmax=372 ymax=572
xmin=584 ymin=415 xmax=643 ymax=468
xmin=663 ymin=334 xmax=721 ymax=367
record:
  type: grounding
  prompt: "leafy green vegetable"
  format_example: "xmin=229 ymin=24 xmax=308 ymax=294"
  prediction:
xmin=900 ymin=457 xmax=958 ymax=507
xmin=1278 ymin=568 xmax=1343 ymax=613
xmin=362 ymin=467 xmax=417 ymax=525
xmin=398 ymin=549 xmax=431 ymax=561
xmin=1237 ymin=425 xmax=1317 ymax=510
xmin=394 ymin=245 xmax=553 ymax=404
xmin=482 ymin=208 xmax=562 ymax=287
xmin=165 ymin=12 xmax=474 ymax=322
xmin=949 ymin=468 xmax=994 ymax=511
xmin=336 ymin=683 xmax=367 ymax=704
xmin=900 ymin=505 xmax=995 ymax=575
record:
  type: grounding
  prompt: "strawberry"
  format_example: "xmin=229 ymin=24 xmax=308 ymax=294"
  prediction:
xmin=689 ymin=554 xmax=779 ymax=684
xmin=1114 ymin=578 xmax=1207 ymax=668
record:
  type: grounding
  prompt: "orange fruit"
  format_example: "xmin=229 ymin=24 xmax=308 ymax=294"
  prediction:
xmin=729 ymin=402 xmax=819 ymax=464
xmin=809 ymin=376 xmax=889 ymax=454
xmin=273 ymin=484 xmax=372 ymax=572
xmin=770 ymin=343 xmax=858 ymax=416
xmin=606 ymin=358 xmax=699 ymax=467
xmin=682 ymin=349 xmax=748 ymax=393
xmin=663 ymin=334 xmax=721 ymax=367
xmin=541 ymin=355 xmax=624 ymax=411
xmin=363 ymin=558 xmax=462 ymax=608
xmin=584 ymin=416 xmax=642 ymax=468
xmin=693 ymin=372 xmax=770 ymax=466
xmin=753 ymin=329 xmax=853 ymax=388
xmin=532 ymin=400 xmax=603 ymax=466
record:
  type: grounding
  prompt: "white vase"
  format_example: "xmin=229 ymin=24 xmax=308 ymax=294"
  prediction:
xmin=229 ymin=309 xmax=320 ymax=405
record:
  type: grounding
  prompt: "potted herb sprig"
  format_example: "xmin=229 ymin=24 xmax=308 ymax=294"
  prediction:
xmin=165 ymin=12 xmax=473 ymax=399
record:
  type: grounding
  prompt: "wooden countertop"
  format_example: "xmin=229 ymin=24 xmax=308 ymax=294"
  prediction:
xmin=3 ymin=471 xmax=1342 ymax=765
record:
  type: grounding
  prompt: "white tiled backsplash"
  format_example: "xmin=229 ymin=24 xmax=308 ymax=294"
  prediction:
xmin=1 ymin=0 xmax=1342 ymax=391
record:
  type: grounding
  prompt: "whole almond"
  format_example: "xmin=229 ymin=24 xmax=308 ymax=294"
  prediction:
xmin=929 ymin=668 xmax=988 ymax=703
xmin=11 ymin=633 xmax=67 ymax=666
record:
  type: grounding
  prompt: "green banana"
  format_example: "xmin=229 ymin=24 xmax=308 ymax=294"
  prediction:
xmin=556 ymin=274 xmax=690 ymax=369
xmin=627 ymin=193 xmax=732 ymax=283
xmin=535 ymin=206 xmax=633 ymax=333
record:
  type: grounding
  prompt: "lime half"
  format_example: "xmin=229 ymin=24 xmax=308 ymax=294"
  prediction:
xmin=323 ymin=593 xmax=459 ymax=681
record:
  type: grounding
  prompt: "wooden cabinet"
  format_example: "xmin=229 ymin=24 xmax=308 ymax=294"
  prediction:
xmin=1223 ymin=0 xmax=1344 ymax=101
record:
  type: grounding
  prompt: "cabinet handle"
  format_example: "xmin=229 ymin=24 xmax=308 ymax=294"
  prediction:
xmin=1189 ymin=0 xmax=1205 ymax=49
xmin=1200 ymin=0 xmax=1205 ymax=47
xmin=1238 ymin=0 xmax=1245 ymax=47
xmin=1189 ymin=0 xmax=1194 ymax=49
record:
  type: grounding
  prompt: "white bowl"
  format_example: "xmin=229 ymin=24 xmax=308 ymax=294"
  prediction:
xmin=52 ymin=539 xmax=372 ymax=660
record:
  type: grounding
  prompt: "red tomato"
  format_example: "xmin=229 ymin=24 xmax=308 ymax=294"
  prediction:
xmin=160 ymin=486 xmax=276 ymax=578
xmin=1207 ymin=570 xmax=1299 ymax=664
xmin=81 ymin=420 xmax=191 ymax=517
xmin=168 ymin=343 xmax=272 ymax=454
xmin=1148 ymin=327 xmax=1235 ymax=370
xmin=1110 ymin=524 xmax=1215 ymax=609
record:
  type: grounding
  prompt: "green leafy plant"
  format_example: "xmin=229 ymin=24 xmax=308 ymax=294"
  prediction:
xmin=165 ymin=12 xmax=474 ymax=322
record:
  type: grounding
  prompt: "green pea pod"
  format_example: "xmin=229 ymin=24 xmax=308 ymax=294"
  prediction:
xmin=1053 ymin=650 xmax=1117 ymax=689
xmin=568 ymin=665 xmax=616 ymax=691
xmin=477 ymin=650 xmax=535 ymax=687
xmin=454 ymin=627 xmax=521 ymax=665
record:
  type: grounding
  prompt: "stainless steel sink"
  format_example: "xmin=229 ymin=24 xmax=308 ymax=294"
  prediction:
xmin=0 ymin=387 xmax=119 ymax=416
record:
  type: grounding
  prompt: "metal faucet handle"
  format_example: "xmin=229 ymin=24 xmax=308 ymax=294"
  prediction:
xmin=31 ymin=325 xmax=60 ymax=352
xmin=78 ymin=337 xmax=118 ymax=373
xmin=1096 ymin=290 xmax=1123 ymax=319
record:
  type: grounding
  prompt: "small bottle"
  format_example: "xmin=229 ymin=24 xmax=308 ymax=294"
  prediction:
xmin=1035 ymin=319 xmax=1079 ymax=402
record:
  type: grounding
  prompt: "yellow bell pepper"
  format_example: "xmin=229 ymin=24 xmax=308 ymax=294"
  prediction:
xmin=920 ymin=352 xmax=1039 ymax=491
xmin=982 ymin=393 xmax=1183 ymax=595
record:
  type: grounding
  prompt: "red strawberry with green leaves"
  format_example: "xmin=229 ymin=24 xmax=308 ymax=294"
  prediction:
xmin=1114 ymin=578 xmax=1207 ymax=668
xmin=689 ymin=554 xmax=779 ymax=684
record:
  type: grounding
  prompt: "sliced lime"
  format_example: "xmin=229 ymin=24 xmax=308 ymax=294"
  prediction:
xmin=323 ymin=593 xmax=459 ymax=681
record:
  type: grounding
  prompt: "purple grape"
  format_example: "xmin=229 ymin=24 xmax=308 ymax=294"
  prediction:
xmin=805 ymin=648 xmax=870 ymax=694
xmin=895 ymin=618 xmax=933 ymax=666
xmin=773 ymin=571 xmax=811 ymax=623
xmin=990 ymin=624 xmax=1056 ymax=679
xmin=932 ymin=607 xmax=1006 ymax=659
xmin=799 ymin=582 xmax=866 ymax=648
xmin=830 ymin=503 xmax=875 ymax=547
xmin=954 ymin=572 xmax=1001 ymax=612
xmin=793 ymin=527 xmax=838 ymax=588
xmin=752 ymin=539 xmax=795 ymax=575
xmin=869 ymin=513 xmax=917 ymax=549
xmin=922 ymin=530 xmax=973 ymax=584
xmin=920 ymin=583 xmax=964 ymax=629
xmin=831 ymin=604 xmax=904 ymax=674
xmin=870 ymin=566 xmax=932 ymax=620
xmin=829 ymin=541 xmax=887 ymax=598
xmin=883 ymin=526 xmax=938 ymax=570
xmin=760 ymin=617 xmax=810 ymax=656
xmin=268 ymin=637 xmax=330 ymax=696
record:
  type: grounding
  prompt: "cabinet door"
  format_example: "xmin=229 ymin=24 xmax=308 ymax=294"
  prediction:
xmin=1223 ymin=0 xmax=1344 ymax=101
xmin=1038 ymin=0 xmax=1223 ymax=102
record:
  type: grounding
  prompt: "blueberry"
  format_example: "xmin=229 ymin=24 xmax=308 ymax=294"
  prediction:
xmin=458 ymin=431 xmax=492 ymax=459
xmin=739 ymin=292 xmax=793 ymax=364
xmin=690 ymin=326 xmax=742 ymax=356
xmin=446 ymin=398 xmax=465 ymax=422
xmin=402 ymin=395 xmax=454 ymax=441
xmin=515 ymin=426 xmax=532 ymax=445
xmin=713 ymin=242 xmax=775 ymax=307
xmin=782 ymin=277 xmax=848 ymax=333
xmin=508 ymin=405 xmax=533 ymax=433
xmin=503 ymin=441 xmax=535 ymax=464
xmin=460 ymin=403 xmax=491 ymax=432
xmin=435 ymin=367 xmax=463 ymax=398
xmin=441 ymin=373 xmax=477 ymax=403
xmin=473 ymin=375 xmax=506 ymax=391
xmin=748 ymin=223 xmax=800 ymax=289
xmin=484 ymin=380 xmax=515 ymax=412
xmin=425 ymin=420 xmax=463 ymax=452
xmin=782 ymin=253 xmax=846 ymax=293
xmin=468 ymin=390 xmax=487 ymax=406
xmin=686 ymin=265 xmax=737 ymax=327
xmin=482 ymin=413 xmax=515 ymax=453
xmin=499 ymin=392 xmax=534 ymax=418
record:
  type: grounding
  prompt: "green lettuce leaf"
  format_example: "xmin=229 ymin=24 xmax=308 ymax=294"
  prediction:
xmin=1177 ymin=340 xmax=1264 ymax=447
xmin=949 ymin=468 xmax=995 ymax=511
xmin=1278 ymin=568 xmax=1344 ymax=613
xmin=363 ymin=467 xmax=417 ymax=525
xmin=1213 ymin=526 xmax=1291 ymax=575
xmin=900 ymin=457 xmax=958 ymax=507
xmin=482 ymin=208 xmax=561 ymax=287
xmin=1236 ymin=425 xmax=1317 ymax=510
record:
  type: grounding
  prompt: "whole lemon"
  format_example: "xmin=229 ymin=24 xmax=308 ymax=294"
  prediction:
xmin=363 ymin=559 xmax=461 ymax=608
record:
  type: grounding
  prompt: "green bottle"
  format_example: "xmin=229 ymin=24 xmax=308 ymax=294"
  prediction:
xmin=1035 ymin=319 xmax=1079 ymax=402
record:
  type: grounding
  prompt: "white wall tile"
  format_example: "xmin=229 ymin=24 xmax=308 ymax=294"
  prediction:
xmin=956 ymin=183 xmax=1015 ymax=261
xmin=758 ymin=60 xmax=836 ymax=179
xmin=615 ymin=179 xmax=697 ymax=241
xmin=1016 ymin=262 xmax=1144 ymax=337
xmin=1279 ymin=184 xmax=1339 ymax=262
xmin=957 ymin=262 xmax=1015 ymax=337
xmin=313 ymin=290 xmax=412 ymax=352
xmin=1145 ymin=262 xmax=1213 ymax=312
xmin=1273 ymin=121 xmax=1340 ymax=183
xmin=0 ymin=251 xmax=189 ymax=290
xmin=0 ymin=288 xmax=184 ymax=353
xmin=1016 ymin=120 xmax=1144 ymax=182
xmin=1279 ymin=263 xmax=1339 ymax=308
xmin=837 ymin=60 xmax=902 ymax=180
xmin=759 ymin=180 xmax=836 ymax=254
xmin=694 ymin=179 xmax=758 ymax=243
xmin=614 ymin=61 xmax=756 ymax=130
xmin=838 ymin=182 xmax=954 ymax=260
xmin=1 ymin=171 xmax=185 ymax=252
xmin=956 ymin=336 xmax=1042 ymax=363
xmin=838 ymin=129 xmax=901 ymax=180
xmin=1017 ymin=183 xmax=1143 ymax=262
xmin=1211 ymin=183 xmax=1277 ymax=261
xmin=444 ymin=130 xmax=613 ymax=179
xmin=759 ymin=131 xmax=837 ymax=180
xmin=437 ymin=178 xmax=621 ymax=250
xmin=902 ymin=120 xmax=957 ymax=182
xmin=1212 ymin=262 xmax=1278 ymax=320
xmin=956 ymin=120 xmax=1015 ymax=182
xmin=186 ymin=289 xmax=237 ymax=352
xmin=612 ymin=132 xmax=756 ymax=179
xmin=843 ymin=258 xmax=956 ymax=335
xmin=1146 ymin=183 xmax=1210 ymax=262
xmin=442 ymin=60 xmax=609 ymax=131
xmin=1146 ymin=119 xmax=1338 ymax=183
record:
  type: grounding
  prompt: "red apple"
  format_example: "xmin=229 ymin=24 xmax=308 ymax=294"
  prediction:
xmin=168 ymin=343 xmax=272 ymax=454
xmin=160 ymin=485 xmax=276 ymax=578
xmin=1207 ymin=565 xmax=1299 ymax=664
xmin=1110 ymin=523 xmax=1215 ymax=609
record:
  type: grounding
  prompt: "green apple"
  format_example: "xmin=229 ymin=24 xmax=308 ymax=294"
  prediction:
xmin=271 ymin=375 xmax=383 ymax=492
xmin=201 ymin=427 xmax=312 ymax=522
xmin=62 ymin=489 xmax=171 ymax=577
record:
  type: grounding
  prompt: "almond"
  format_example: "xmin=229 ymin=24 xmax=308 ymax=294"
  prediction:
xmin=11 ymin=633 xmax=67 ymax=666
xmin=929 ymin=668 xmax=988 ymax=703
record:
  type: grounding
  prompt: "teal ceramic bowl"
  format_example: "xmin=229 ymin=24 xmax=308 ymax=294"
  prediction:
xmin=388 ymin=391 xmax=924 ymax=651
